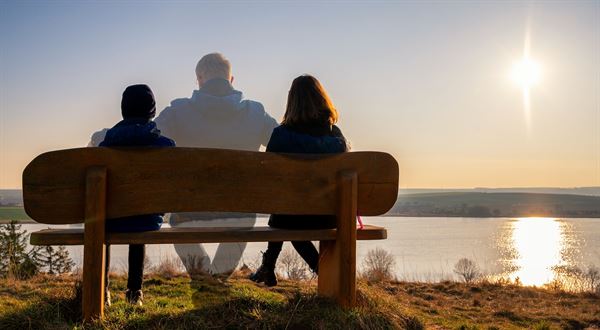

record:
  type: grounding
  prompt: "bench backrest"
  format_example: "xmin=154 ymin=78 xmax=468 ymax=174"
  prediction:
xmin=23 ymin=148 xmax=399 ymax=224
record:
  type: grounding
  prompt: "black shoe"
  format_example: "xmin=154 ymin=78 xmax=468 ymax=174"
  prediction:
xmin=125 ymin=289 xmax=143 ymax=306
xmin=249 ymin=264 xmax=277 ymax=287
xmin=249 ymin=251 xmax=278 ymax=287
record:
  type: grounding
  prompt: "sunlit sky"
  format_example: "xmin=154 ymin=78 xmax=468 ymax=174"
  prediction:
xmin=1 ymin=1 xmax=598 ymax=189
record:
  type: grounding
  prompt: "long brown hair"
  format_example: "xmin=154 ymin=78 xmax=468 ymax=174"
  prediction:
xmin=282 ymin=75 xmax=338 ymax=127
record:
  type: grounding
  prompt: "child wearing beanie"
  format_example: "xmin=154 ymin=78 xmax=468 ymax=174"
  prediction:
xmin=100 ymin=84 xmax=175 ymax=306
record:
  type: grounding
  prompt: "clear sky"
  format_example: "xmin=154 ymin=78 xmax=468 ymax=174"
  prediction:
xmin=1 ymin=1 xmax=598 ymax=189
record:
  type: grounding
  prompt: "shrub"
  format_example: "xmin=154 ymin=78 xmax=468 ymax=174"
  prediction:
xmin=0 ymin=221 xmax=42 ymax=279
xmin=143 ymin=253 xmax=154 ymax=274
xmin=181 ymin=254 xmax=210 ymax=276
xmin=544 ymin=278 xmax=566 ymax=292
xmin=362 ymin=247 xmax=396 ymax=282
xmin=453 ymin=258 xmax=480 ymax=283
xmin=278 ymin=248 xmax=309 ymax=280
xmin=551 ymin=264 xmax=600 ymax=293
xmin=584 ymin=265 xmax=599 ymax=293
xmin=32 ymin=245 xmax=74 ymax=275
xmin=154 ymin=255 xmax=183 ymax=278
xmin=247 ymin=253 xmax=263 ymax=273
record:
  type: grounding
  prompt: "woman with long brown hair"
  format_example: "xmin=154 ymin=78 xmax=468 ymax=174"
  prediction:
xmin=250 ymin=75 xmax=348 ymax=286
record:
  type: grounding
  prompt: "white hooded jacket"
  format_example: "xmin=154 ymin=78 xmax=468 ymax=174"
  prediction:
xmin=154 ymin=78 xmax=277 ymax=150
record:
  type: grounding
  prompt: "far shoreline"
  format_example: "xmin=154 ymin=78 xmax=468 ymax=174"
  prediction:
xmin=3 ymin=214 xmax=600 ymax=225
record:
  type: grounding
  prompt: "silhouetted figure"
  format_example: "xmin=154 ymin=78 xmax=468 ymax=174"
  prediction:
xmin=101 ymin=84 xmax=176 ymax=306
xmin=154 ymin=53 xmax=278 ymax=274
xmin=250 ymin=75 xmax=348 ymax=286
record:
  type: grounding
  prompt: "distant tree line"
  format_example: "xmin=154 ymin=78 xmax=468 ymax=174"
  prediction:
xmin=0 ymin=221 xmax=73 ymax=279
xmin=390 ymin=202 xmax=600 ymax=218
xmin=0 ymin=202 xmax=22 ymax=207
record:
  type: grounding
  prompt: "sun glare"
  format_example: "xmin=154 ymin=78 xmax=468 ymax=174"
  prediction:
xmin=512 ymin=24 xmax=543 ymax=130
xmin=510 ymin=217 xmax=563 ymax=285
xmin=511 ymin=58 xmax=541 ymax=89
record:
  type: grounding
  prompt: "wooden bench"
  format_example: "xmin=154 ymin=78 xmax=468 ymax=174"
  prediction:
xmin=23 ymin=147 xmax=399 ymax=321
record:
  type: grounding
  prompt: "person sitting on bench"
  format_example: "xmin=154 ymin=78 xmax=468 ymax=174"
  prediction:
xmin=250 ymin=75 xmax=348 ymax=286
xmin=99 ymin=84 xmax=176 ymax=305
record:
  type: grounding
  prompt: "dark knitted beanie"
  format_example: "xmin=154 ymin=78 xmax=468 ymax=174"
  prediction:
xmin=121 ymin=84 xmax=156 ymax=120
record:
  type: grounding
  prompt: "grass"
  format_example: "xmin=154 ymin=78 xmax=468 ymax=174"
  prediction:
xmin=394 ymin=280 xmax=599 ymax=329
xmin=0 ymin=270 xmax=598 ymax=329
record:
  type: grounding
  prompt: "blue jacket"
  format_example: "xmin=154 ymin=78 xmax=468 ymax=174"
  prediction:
xmin=267 ymin=123 xmax=347 ymax=229
xmin=266 ymin=124 xmax=347 ymax=154
xmin=100 ymin=119 xmax=176 ymax=232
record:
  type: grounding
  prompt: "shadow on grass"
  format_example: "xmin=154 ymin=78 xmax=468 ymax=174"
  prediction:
xmin=154 ymin=274 xmax=405 ymax=330
xmin=0 ymin=274 xmax=411 ymax=330
xmin=99 ymin=290 xmax=403 ymax=330
xmin=0 ymin=280 xmax=83 ymax=329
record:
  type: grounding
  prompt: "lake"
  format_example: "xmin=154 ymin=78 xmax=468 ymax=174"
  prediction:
xmin=18 ymin=217 xmax=600 ymax=286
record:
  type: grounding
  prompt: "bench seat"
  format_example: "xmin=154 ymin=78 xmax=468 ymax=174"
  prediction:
xmin=30 ymin=225 xmax=387 ymax=245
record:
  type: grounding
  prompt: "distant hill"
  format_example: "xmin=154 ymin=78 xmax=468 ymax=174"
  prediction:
xmin=0 ymin=189 xmax=23 ymax=206
xmin=389 ymin=192 xmax=600 ymax=217
xmin=3 ymin=188 xmax=600 ymax=219
xmin=398 ymin=187 xmax=600 ymax=196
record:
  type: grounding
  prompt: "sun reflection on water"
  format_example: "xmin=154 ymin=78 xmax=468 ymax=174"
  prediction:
xmin=508 ymin=217 xmax=565 ymax=285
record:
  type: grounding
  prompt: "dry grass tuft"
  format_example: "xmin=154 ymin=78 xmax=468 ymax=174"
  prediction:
xmin=153 ymin=255 xmax=185 ymax=278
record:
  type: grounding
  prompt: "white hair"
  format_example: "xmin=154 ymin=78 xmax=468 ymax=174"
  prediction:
xmin=195 ymin=53 xmax=232 ymax=81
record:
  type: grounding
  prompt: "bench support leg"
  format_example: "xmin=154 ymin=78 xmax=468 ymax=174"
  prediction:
xmin=318 ymin=170 xmax=357 ymax=308
xmin=82 ymin=167 xmax=107 ymax=321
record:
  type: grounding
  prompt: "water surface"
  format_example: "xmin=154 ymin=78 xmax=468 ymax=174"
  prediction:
xmin=20 ymin=217 xmax=600 ymax=286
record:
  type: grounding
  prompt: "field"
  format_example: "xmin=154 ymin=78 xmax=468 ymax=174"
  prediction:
xmin=0 ymin=207 xmax=31 ymax=221
xmin=0 ymin=271 xmax=598 ymax=329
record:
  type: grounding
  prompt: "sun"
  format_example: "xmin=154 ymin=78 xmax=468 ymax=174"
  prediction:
xmin=511 ymin=50 xmax=542 ymax=128
xmin=511 ymin=57 xmax=541 ymax=89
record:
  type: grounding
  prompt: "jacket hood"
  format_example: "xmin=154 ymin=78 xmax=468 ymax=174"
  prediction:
xmin=189 ymin=78 xmax=246 ymax=120
xmin=102 ymin=119 xmax=163 ymax=146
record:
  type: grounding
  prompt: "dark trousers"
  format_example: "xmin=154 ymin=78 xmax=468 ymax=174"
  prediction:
xmin=105 ymin=244 xmax=145 ymax=291
xmin=266 ymin=241 xmax=319 ymax=272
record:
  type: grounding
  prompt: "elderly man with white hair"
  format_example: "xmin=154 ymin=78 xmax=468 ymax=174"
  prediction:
xmin=89 ymin=53 xmax=278 ymax=274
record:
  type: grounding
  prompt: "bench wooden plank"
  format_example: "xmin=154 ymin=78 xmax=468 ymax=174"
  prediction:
xmin=318 ymin=171 xmax=357 ymax=307
xmin=82 ymin=167 xmax=107 ymax=321
xmin=23 ymin=148 xmax=399 ymax=224
xmin=30 ymin=225 xmax=387 ymax=246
